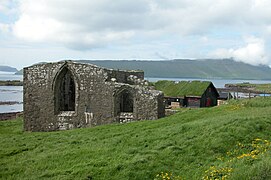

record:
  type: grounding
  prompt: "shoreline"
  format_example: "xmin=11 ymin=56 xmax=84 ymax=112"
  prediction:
xmin=0 ymin=111 xmax=23 ymax=121
xmin=0 ymin=80 xmax=23 ymax=86
xmin=0 ymin=101 xmax=22 ymax=105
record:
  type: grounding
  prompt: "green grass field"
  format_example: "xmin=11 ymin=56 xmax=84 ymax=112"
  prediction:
xmin=1 ymin=98 xmax=271 ymax=179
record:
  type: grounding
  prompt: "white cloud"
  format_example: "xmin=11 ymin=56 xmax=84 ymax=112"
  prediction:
xmin=11 ymin=0 xmax=271 ymax=50
xmin=210 ymin=37 xmax=269 ymax=66
xmin=4 ymin=0 xmax=271 ymax=67
xmin=0 ymin=0 xmax=11 ymax=14
xmin=12 ymin=1 xmax=271 ymax=42
xmin=12 ymin=0 xmax=159 ymax=49
xmin=0 ymin=0 xmax=17 ymax=14
xmin=0 ymin=1 xmax=17 ymax=34
xmin=0 ymin=23 xmax=11 ymax=33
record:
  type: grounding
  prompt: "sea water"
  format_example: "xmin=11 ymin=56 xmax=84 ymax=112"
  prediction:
xmin=0 ymin=73 xmax=23 ymax=113
xmin=1 ymin=73 xmax=271 ymax=113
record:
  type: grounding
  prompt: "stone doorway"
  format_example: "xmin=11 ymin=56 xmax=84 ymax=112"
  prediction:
xmin=114 ymin=88 xmax=134 ymax=123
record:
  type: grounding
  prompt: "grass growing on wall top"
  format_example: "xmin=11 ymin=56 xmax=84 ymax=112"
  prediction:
xmin=1 ymin=97 xmax=271 ymax=179
xmin=154 ymin=80 xmax=211 ymax=97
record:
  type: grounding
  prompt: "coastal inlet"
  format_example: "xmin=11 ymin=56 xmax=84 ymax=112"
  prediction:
xmin=0 ymin=85 xmax=23 ymax=113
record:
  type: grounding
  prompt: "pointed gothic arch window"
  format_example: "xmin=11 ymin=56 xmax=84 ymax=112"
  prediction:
xmin=54 ymin=66 xmax=75 ymax=112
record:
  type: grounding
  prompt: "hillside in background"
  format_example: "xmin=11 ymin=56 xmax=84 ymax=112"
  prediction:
xmin=0 ymin=66 xmax=17 ymax=73
xmin=14 ymin=69 xmax=23 ymax=75
xmin=13 ymin=59 xmax=271 ymax=80
xmin=77 ymin=59 xmax=271 ymax=80
xmin=1 ymin=98 xmax=271 ymax=179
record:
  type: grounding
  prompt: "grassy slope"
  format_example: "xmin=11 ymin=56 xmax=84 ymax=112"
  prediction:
xmin=1 ymin=98 xmax=271 ymax=179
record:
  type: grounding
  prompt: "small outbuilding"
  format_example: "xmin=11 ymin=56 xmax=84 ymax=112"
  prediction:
xmin=217 ymin=91 xmax=234 ymax=105
xmin=155 ymin=80 xmax=219 ymax=108
xmin=218 ymin=92 xmax=233 ymax=100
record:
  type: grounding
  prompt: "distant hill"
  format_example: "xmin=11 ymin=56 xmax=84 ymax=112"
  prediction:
xmin=0 ymin=65 xmax=17 ymax=73
xmin=15 ymin=59 xmax=271 ymax=79
xmin=77 ymin=59 xmax=271 ymax=80
xmin=15 ymin=62 xmax=48 ymax=75
xmin=15 ymin=69 xmax=23 ymax=75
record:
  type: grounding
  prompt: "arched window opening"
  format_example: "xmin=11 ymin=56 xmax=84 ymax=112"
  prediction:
xmin=55 ymin=67 xmax=75 ymax=112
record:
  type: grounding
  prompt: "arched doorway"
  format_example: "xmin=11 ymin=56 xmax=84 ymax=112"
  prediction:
xmin=54 ymin=66 xmax=76 ymax=113
xmin=114 ymin=88 xmax=134 ymax=123
xmin=119 ymin=89 xmax=134 ymax=113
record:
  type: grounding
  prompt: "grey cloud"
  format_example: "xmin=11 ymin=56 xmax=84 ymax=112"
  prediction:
xmin=39 ymin=0 xmax=160 ymax=31
xmin=12 ymin=0 xmax=271 ymax=53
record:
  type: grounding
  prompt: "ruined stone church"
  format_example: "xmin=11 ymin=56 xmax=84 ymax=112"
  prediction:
xmin=23 ymin=61 xmax=164 ymax=131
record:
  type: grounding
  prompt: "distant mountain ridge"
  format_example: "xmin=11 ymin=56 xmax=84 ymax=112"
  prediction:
xmin=15 ymin=69 xmax=23 ymax=75
xmin=77 ymin=59 xmax=271 ymax=80
xmin=0 ymin=65 xmax=18 ymax=73
xmin=12 ymin=59 xmax=271 ymax=80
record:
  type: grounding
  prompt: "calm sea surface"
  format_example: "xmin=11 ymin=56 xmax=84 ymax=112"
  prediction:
xmin=1 ymin=74 xmax=271 ymax=113
xmin=0 ymin=73 xmax=23 ymax=81
xmin=0 ymin=74 xmax=23 ymax=113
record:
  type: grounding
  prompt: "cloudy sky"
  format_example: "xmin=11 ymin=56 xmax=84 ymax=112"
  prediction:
xmin=1 ymin=0 xmax=271 ymax=69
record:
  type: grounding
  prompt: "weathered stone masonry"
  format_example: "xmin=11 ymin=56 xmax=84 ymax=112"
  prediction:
xmin=24 ymin=61 xmax=165 ymax=131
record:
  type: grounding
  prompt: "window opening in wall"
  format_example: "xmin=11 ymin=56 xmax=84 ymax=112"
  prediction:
xmin=55 ymin=67 xmax=75 ymax=112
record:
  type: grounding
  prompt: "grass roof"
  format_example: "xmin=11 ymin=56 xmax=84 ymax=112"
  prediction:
xmin=154 ymin=80 xmax=212 ymax=97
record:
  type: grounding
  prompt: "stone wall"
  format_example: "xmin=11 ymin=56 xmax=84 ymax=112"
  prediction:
xmin=105 ymin=69 xmax=144 ymax=83
xmin=24 ymin=61 xmax=164 ymax=131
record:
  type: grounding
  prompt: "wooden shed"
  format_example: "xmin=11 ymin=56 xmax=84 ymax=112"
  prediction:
xmin=217 ymin=92 xmax=233 ymax=106
xmin=164 ymin=96 xmax=185 ymax=109
xmin=155 ymin=80 xmax=219 ymax=108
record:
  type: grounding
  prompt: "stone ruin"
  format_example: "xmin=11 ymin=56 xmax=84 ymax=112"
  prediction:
xmin=23 ymin=61 xmax=165 ymax=131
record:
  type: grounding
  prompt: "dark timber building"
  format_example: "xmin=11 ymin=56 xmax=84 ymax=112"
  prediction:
xmin=23 ymin=61 xmax=164 ymax=131
xmin=154 ymin=80 xmax=219 ymax=108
